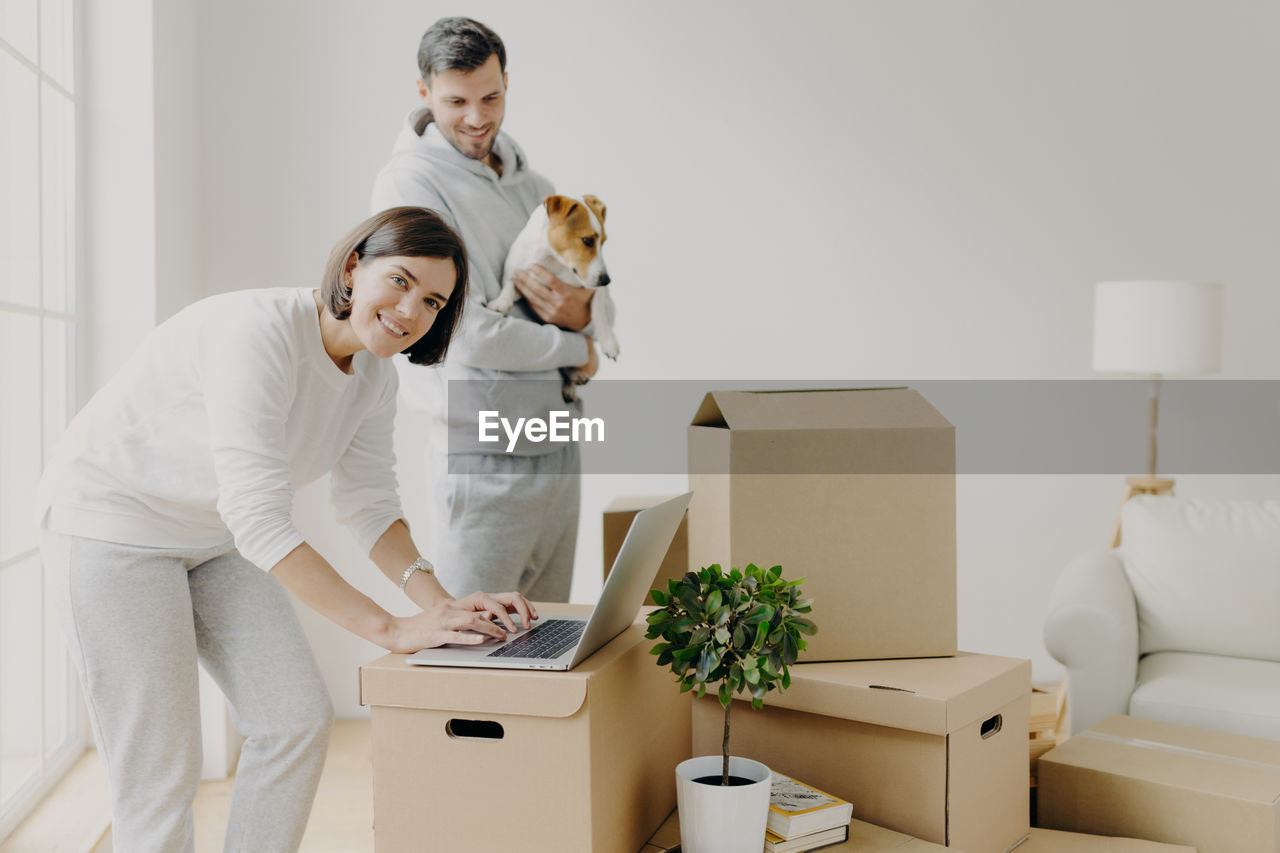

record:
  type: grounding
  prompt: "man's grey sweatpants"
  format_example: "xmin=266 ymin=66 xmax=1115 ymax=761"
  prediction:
xmin=40 ymin=530 xmax=334 ymax=853
xmin=429 ymin=443 xmax=579 ymax=601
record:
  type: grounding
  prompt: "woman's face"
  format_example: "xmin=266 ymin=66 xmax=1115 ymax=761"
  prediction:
xmin=345 ymin=254 xmax=456 ymax=359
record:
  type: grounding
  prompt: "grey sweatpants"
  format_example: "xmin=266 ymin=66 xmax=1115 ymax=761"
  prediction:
xmin=430 ymin=444 xmax=580 ymax=601
xmin=40 ymin=530 xmax=333 ymax=853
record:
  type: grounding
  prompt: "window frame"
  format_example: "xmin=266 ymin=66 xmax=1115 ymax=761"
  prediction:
xmin=0 ymin=0 xmax=86 ymax=840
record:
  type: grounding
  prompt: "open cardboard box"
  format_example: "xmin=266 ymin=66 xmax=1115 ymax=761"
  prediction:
xmin=360 ymin=604 xmax=691 ymax=853
xmin=687 ymin=387 xmax=957 ymax=661
xmin=1038 ymin=714 xmax=1280 ymax=853
xmin=692 ymin=652 xmax=1031 ymax=853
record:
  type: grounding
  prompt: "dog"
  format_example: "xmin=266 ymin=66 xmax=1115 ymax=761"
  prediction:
xmin=487 ymin=194 xmax=616 ymax=402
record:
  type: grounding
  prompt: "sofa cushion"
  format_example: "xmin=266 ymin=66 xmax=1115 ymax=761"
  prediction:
xmin=1122 ymin=496 xmax=1280 ymax=661
xmin=1130 ymin=651 xmax=1280 ymax=741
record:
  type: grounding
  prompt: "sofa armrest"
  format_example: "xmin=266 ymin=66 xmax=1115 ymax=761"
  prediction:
xmin=1044 ymin=549 xmax=1139 ymax=735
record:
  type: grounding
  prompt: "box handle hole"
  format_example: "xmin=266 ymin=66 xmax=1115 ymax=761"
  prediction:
xmin=980 ymin=714 xmax=1002 ymax=739
xmin=446 ymin=719 xmax=505 ymax=740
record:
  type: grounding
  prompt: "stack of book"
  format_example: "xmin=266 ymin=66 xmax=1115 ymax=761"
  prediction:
xmin=764 ymin=772 xmax=854 ymax=853
xmin=1029 ymin=681 xmax=1067 ymax=788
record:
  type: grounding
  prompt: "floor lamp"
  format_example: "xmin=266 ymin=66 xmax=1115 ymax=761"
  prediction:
xmin=1093 ymin=280 xmax=1224 ymax=547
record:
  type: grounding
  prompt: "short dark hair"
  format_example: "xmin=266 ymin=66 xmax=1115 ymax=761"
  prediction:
xmin=321 ymin=207 xmax=469 ymax=366
xmin=417 ymin=17 xmax=506 ymax=80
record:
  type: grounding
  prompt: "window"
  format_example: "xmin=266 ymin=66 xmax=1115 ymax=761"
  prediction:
xmin=0 ymin=0 xmax=82 ymax=839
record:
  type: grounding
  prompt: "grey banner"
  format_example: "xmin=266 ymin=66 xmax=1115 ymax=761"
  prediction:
xmin=444 ymin=380 xmax=1280 ymax=475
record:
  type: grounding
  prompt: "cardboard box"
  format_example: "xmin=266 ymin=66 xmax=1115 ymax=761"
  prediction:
xmin=692 ymin=652 xmax=1031 ymax=853
xmin=603 ymin=495 xmax=689 ymax=606
xmin=643 ymin=809 xmax=950 ymax=851
xmin=687 ymin=388 xmax=956 ymax=661
xmin=1038 ymin=714 xmax=1280 ymax=853
xmin=360 ymin=605 xmax=691 ymax=853
xmin=1017 ymin=828 xmax=1195 ymax=852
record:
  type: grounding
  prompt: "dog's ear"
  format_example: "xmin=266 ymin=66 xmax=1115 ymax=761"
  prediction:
xmin=582 ymin=195 xmax=607 ymax=243
xmin=583 ymin=195 xmax=607 ymax=223
xmin=543 ymin=195 xmax=577 ymax=221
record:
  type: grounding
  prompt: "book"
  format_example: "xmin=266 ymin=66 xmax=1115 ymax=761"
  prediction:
xmin=765 ymin=824 xmax=850 ymax=853
xmin=767 ymin=771 xmax=854 ymax=840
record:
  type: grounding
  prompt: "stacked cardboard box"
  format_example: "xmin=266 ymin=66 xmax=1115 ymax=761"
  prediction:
xmin=686 ymin=388 xmax=957 ymax=662
xmin=684 ymin=388 xmax=1032 ymax=852
xmin=359 ymin=605 xmax=690 ymax=853
xmin=691 ymin=654 xmax=1031 ymax=852
xmin=1039 ymin=714 xmax=1280 ymax=853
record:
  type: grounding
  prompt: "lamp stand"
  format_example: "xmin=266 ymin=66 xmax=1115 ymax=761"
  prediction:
xmin=1109 ymin=377 xmax=1174 ymax=548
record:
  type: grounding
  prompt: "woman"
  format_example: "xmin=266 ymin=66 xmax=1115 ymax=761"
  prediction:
xmin=37 ymin=206 xmax=534 ymax=853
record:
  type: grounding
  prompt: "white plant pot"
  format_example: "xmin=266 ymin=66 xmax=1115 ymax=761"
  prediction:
xmin=674 ymin=754 xmax=771 ymax=853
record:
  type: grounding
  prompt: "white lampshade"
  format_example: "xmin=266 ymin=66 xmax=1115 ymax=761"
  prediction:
xmin=1093 ymin=280 xmax=1224 ymax=376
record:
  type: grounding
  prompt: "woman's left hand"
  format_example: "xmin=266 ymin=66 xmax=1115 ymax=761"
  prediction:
xmin=448 ymin=591 xmax=539 ymax=634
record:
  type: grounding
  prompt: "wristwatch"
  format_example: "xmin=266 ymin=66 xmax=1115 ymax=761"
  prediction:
xmin=399 ymin=556 xmax=435 ymax=592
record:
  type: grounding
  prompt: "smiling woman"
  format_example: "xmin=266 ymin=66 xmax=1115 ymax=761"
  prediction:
xmin=33 ymin=206 xmax=539 ymax=852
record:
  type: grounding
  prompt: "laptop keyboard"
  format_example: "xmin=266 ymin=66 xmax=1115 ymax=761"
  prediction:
xmin=488 ymin=618 xmax=585 ymax=659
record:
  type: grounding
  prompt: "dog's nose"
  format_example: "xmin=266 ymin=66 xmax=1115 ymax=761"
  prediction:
xmin=597 ymin=273 xmax=611 ymax=288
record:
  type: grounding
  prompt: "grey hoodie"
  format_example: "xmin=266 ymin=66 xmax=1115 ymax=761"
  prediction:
xmin=371 ymin=107 xmax=594 ymax=454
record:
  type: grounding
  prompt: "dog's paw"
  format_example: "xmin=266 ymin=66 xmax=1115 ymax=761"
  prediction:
xmin=486 ymin=296 xmax=515 ymax=314
xmin=600 ymin=337 xmax=620 ymax=360
xmin=561 ymin=384 xmax=578 ymax=403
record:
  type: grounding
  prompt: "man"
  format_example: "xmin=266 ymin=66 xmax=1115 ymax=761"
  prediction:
xmin=371 ymin=17 xmax=609 ymax=601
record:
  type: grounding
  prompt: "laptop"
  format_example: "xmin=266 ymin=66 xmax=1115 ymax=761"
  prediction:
xmin=407 ymin=492 xmax=692 ymax=671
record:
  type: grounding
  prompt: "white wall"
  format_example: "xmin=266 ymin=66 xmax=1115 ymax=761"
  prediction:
xmin=134 ymin=0 xmax=1280 ymax=715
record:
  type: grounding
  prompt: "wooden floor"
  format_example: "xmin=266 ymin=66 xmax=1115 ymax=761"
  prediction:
xmin=2 ymin=718 xmax=374 ymax=853
xmin=194 ymin=718 xmax=374 ymax=852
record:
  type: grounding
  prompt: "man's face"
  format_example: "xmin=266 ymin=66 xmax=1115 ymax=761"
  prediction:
xmin=419 ymin=54 xmax=507 ymax=168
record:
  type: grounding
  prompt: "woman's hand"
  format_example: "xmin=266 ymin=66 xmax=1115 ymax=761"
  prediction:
xmin=448 ymin=590 xmax=538 ymax=634
xmin=383 ymin=592 xmax=538 ymax=654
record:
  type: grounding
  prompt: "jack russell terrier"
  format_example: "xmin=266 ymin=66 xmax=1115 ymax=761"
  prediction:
xmin=487 ymin=194 xmax=616 ymax=402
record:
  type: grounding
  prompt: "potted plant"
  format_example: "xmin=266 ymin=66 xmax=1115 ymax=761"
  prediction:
xmin=646 ymin=563 xmax=815 ymax=853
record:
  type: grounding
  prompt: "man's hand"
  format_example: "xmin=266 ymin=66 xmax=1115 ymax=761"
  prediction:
xmin=513 ymin=265 xmax=594 ymax=330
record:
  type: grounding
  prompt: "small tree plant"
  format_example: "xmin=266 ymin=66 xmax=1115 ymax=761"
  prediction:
xmin=646 ymin=563 xmax=816 ymax=786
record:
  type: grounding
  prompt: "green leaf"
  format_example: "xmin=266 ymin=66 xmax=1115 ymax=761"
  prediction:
xmin=718 ymin=681 xmax=732 ymax=708
xmin=679 ymin=679 xmax=694 ymax=694
xmin=649 ymin=588 xmax=668 ymax=606
xmin=677 ymin=584 xmax=701 ymax=615
xmin=689 ymin=625 xmax=710 ymax=646
xmin=768 ymin=564 xmax=783 ymax=580
xmin=752 ymin=619 xmax=769 ymax=651
xmin=649 ymin=642 xmax=670 ymax=656
xmin=794 ymin=617 xmax=817 ymax=635
xmin=696 ymin=681 xmax=707 ymax=699
xmin=705 ymin=588 xmax=723 ymax=615
xmin=782 ymin=669 xmax=791 ymax=690
xmin=744 ymin=667 xmax=761 ymax=685
xmin=697 ymin=649 xmax=714 ymax=682
xmin=782 ymin=633 xmax=798 ymax=666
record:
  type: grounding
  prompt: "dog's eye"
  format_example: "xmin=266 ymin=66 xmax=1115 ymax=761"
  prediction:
xmin=581 ymin=236 xmax=595 ymax=249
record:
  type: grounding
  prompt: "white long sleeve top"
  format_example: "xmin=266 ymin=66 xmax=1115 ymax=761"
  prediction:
xmin=37 ymin=287 xmax=404 ymax=571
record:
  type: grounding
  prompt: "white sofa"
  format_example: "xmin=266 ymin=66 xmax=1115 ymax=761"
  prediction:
xmin=1044 ymin=495 xmax=1280 ymax=740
